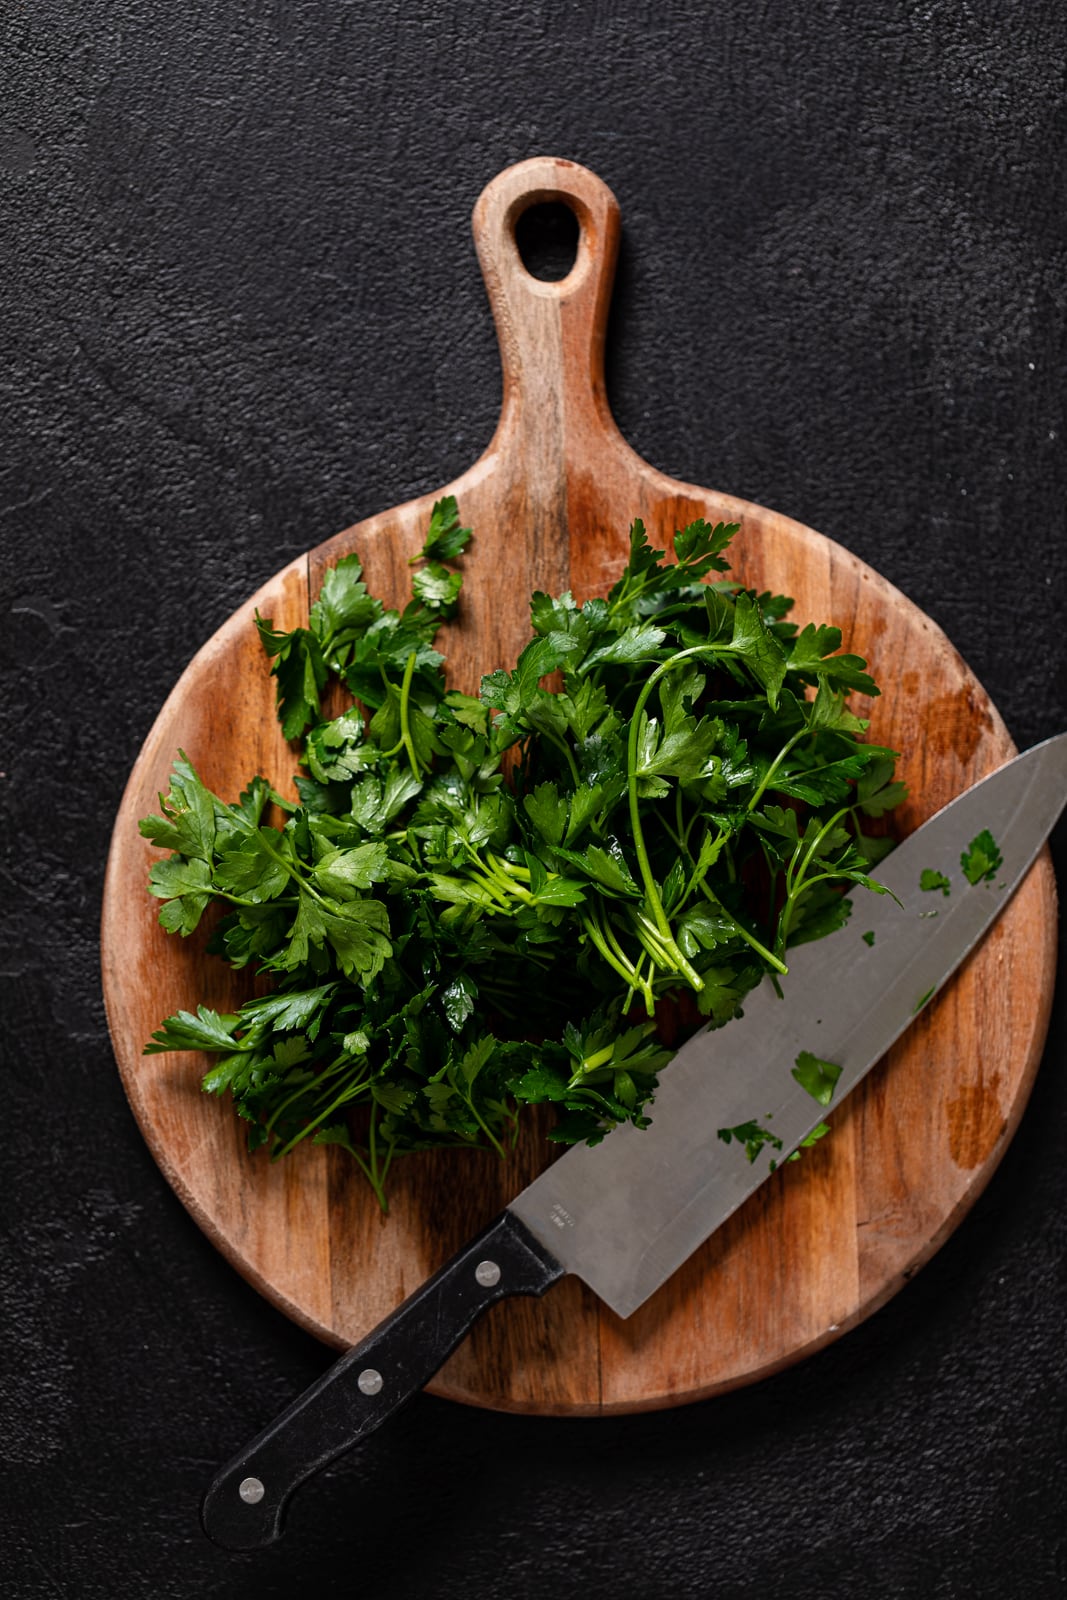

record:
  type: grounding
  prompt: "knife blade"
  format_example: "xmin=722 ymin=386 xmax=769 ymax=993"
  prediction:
xmin=201 ymin=732 xmax=1066 ymax=1549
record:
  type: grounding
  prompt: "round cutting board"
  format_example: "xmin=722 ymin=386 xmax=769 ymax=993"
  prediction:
xmin=102 ymin=158 xmax=1057 ymax=1416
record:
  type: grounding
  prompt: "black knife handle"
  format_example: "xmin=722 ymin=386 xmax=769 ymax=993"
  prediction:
xmin=200 ymin=1210 xmax=564 ymax=1550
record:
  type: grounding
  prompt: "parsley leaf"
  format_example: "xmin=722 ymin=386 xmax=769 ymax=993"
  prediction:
xmin=961 ymin=829 xmax=1003 ymax=885
xmin=416 ymin=495 xmax=472 ymax=563
xmin=145 ymin=1005 xmax=245 ymax=1055
xmin=717 ymin=1119 xmax=783 ymax=1163
xmin=255 ymin=618 xmax=328 ymax=740
xmin=309 ymin=553 xmax=381 ymax=653
xmin=791 ymin=1050 xmax=843 ymax=1107
xmin=412 ymin=562 xmax=463 ymax=616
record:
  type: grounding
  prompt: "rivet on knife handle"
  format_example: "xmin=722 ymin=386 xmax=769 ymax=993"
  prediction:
xmin=200 ymin=1212 xmax=563 ymax=1550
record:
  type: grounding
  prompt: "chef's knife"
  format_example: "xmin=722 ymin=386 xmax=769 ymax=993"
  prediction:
xmin=202 ymin=733 xmax=1066 ymax=1549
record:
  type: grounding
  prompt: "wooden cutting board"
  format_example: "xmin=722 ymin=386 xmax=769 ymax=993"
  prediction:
xmin=102 ymin=157 xmax=1057 ymax=1415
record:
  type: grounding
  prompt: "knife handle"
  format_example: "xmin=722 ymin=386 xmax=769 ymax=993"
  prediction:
xmin=200 ymin=1210 xmax=564 ymax=1549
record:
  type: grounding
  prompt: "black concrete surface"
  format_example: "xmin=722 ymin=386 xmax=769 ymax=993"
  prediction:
xmin=2 ymin=3 xmax=1066 ymax=1596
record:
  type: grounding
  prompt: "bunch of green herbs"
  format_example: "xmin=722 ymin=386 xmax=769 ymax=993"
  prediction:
xmin=141 ymin=499 xmax=904 ymax=1207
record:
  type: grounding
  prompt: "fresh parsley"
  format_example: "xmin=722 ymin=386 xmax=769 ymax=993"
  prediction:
xmin=717 ymin=1116 xmax=830 ymax=1171
xmin=717 ymin=1119 xmax=783 ymax=1163
xmin=141 ymin=499 xmax=903 ymax=1207
xmin=791 ymin=1050 xmax=843 ymax=1107
xmin=961 ymin=828 xmax=1003 ymax=886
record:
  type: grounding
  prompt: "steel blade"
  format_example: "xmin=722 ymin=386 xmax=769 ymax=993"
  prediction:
xmin=509 ymin=733 xmax=1066 ymax=1319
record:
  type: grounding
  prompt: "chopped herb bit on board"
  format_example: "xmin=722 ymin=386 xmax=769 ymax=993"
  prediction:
xmin=140 ymin=499 xmax=903 ymax=1206
xmin=861 ymin=930 xmax=876 ymax=946
xmin=920 ymin=868 xmax=951 ymax=896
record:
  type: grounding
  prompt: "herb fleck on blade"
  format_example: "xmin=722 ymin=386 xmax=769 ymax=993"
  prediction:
xmin=791 ymin=1051 xmax=843 ymax=1107
xmin=961 ymin=829 xmax=1003 ymax=886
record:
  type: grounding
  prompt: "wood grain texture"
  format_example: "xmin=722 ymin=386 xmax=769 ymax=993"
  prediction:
xmin=101 ymin=157 xmax=1057 ymax=1416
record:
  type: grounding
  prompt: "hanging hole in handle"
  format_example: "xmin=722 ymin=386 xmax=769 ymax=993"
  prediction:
xmin=514 ymin=201 xmax=580 ymax=282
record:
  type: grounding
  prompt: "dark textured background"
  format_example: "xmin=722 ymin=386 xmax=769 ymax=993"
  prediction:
xmin=3 ymin=2 xmax=1066 ymax=1596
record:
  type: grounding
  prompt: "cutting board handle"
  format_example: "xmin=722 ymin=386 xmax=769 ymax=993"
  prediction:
xmin=472 ymin=157 xmax=625 ymax=459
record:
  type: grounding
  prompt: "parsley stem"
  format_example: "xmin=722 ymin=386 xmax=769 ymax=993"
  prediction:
xmin=796 ymin=869 xmax=858 ymax=893
xmin=377 ymin=1133 xmax=398 ymax=1197
xmin=493 ymin=858 xmax=532 ymax=880
xmin=481 ymin=854 xmax=533 ymax=902
xmin=253 ymin=832 xmax=336 ymax=911
xmin=631 ymin=921 xmax=671 ymax=975
xmin=486 ymin=853 xmax=534 ymax=898
xmin=212 ymin=889 xmax=291 ymax=910
xmin=693 ymin=879 xmax=788 ymax=975
xmin=679 ymin=828 xmax=727 ymax=910
xmin=264 ymin=1053 xmax=355 ymax=1134
xmin=745 ymin=729 xmax=806 ymax=814
xmin=626 ymin=645 xmax=723 ymax=986
xmin=777 ymin=804 xmax=851 ymax=953
xmin=632 ymin=911 xmax=674 ymax=960
xmin=675 ymin=785 xmax=695 ymax=859
xmin=397 ymin=650 xmax=422 ymax=779
xmin=272 ymin=1077 xmax=369 ymax=1159
xmin=581 ymin=911 xmax=653 ymax=1013
xmin=608 ymin=556 xmax=709 ymax=617
xmin=600 ymin=906 xmax=637 ymax=972
xmin=623 ymin=950 xmax=649 ymax=1014
xmin=588 ymin=902 xmax=655 ymax=1011
xmin=785 ymin=804 xmax=849 ymax=898
xmin=566 ymin=1041 xmax=617 ymax=1088
xmin=349 ymin=1147 xmax=385 ymax=1207
xmin=367 ymin=1100 xmax=383 ymax=1207
xmin=542 ymin=728 xmax=581 ymax=788
xmin=653 ymin=811 xmax=687 ymax=852
xmin=600 ymin=905 xmax=656 ymax=1011
xmin=463 ymin=1094 xmax=508 ymax=1159
xmin=632 ymin=912 xmax=703 ymax=990
xmin=464 ymin=862 xmax=515 ymax=910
